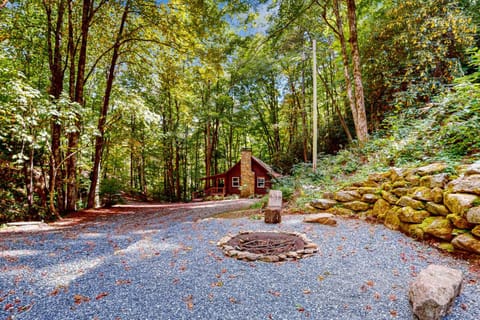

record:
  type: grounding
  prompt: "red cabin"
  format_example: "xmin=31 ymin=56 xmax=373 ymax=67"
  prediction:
xmin=198 ymin=149 xmax=281 ymax=198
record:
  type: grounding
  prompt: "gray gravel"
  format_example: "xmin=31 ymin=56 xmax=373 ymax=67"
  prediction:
xmin=1 ymin=199 xmax=479 ymax=320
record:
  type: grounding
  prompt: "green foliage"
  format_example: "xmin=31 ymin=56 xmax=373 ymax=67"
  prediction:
xmin=472 ymin=198 xmax=480 ymax=207
xmin=250 ymin=195 xmax=268 ymax=209
xmin=286 ymin=46 xmax=480 ymax=207
xmin=99 ymin=178 xmax=124 ymax=207
xmin=363 ymin=0 xmax=476 ymax=113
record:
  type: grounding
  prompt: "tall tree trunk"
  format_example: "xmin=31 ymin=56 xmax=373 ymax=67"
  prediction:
xmin=346 ymin=0 xmax=368 ymax=143
xmin=331 ymin=0 xmax=359 ymax=140
xmin=87 ymin=0 xmax=129 ymax=208
xmin=65 ymin=0 xmax=93 ymax=211
xmin=130 ymin=114 xmax=135 ymax=190
xmin=44 ymin=0 xmax=66 ymax=216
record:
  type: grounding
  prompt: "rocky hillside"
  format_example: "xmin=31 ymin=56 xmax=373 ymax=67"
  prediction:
xmin=309 ymin=161 xmax=480 ymax=255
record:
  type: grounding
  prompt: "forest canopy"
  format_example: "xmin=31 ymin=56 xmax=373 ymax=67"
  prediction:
xmin=0 ymin=0 xmax=478 ymax=221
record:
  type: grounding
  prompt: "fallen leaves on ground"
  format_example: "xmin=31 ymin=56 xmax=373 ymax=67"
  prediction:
xmin=73 ymin=294 xmax=90 ymax=305
xmin=183 ymin=294 xmax=194 ymax=311
xmin=115 ymin=279 xmax=132 ymax=285
xmin=95 ymin=292 xmax=109 ymax=300
xmin=268 ymin=290 xmax=281 ymax=297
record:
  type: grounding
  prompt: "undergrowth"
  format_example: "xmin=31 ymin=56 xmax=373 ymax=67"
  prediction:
xmin=275 ymin=64 xmax=480 ymax=209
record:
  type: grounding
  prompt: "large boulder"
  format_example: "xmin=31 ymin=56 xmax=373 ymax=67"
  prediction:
xmin=444 ymin=193 xmax=478 ymax=216
xmin=452 ymin=233 xmax=480 ymax=254
xmin=409 ymin=264 xmax=463 ymax=320
xmin=303 ymin=213 xmax=337 ymax=226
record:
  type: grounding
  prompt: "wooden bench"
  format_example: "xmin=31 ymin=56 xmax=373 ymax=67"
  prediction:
xmin=264 ymin=190 xmax=282 ymax=224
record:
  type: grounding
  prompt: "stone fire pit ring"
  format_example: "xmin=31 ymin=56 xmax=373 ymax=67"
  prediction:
xmin=217 ymin=230 xmax=318 ymax=262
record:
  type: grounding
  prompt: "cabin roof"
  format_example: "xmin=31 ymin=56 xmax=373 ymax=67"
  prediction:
xmin=201 ymin=156 xmax=281 ymax=180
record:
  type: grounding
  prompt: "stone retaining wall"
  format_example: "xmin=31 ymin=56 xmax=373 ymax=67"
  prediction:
xmin=310 ymin=161 xmax=480 ymax=255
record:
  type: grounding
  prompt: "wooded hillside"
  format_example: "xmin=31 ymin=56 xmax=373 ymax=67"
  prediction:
xmin=0 ymin=0 xmax=479 ymax=221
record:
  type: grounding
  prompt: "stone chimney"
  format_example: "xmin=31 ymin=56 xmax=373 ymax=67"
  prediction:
xmin=240 ymin=148 xmax=255 ymax=198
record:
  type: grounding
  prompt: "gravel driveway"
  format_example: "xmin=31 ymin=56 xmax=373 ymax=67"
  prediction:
xmin=1 ymin=199 xmax=479 ymax=320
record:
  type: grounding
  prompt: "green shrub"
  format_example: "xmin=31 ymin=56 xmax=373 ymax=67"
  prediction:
xmin=99 ymin=177 xmax=124 ymax=207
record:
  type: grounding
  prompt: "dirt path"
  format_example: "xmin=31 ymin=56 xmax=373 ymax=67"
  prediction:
xmin=0 ymin=199 xmax=258 ymax=234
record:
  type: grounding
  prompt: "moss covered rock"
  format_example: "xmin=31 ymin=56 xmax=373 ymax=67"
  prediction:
xmin=466 ymin=206 xmax=480 ymax=224
xmin=405 ymin=174 xmax=420 ymax=186
xmin=362 ymin=193 xmax=379 ymax=204
xmin=392 ymin=188 xmax=410 ymax=198
xmin=444 ymin=193 xmax=478 ymax=216
xmin=356 ymin=187 xmax=379 ymax=195
xmin=412 ymin=187 xmax=434 ymax=202
xmin=334 ymin=190 xmax=361 ymax=202
xmin=425 ymin=202 xmax=450 ymax=216
xmin=311 ymin=199 xmax=337 ymax=210
xmin=416 ymin=163 xmax=447 ymax=176
xmin=398 ymin=207 xmax=430 ymax=223
xmin=447 ymin=214 xmax=474 ymax=229
xmin=372 ymin=198 xmax=391 ymax=218
xmin=327 ymin=207 xmax=355 ymax=217
xmin=432 ymin=187 xmax=444 ymax=203
xmin=392 ymin=180 xmax=409 ymax=188
xmin=397 ymin=196 xmax=424 ymax=210
xmin=449 ymin=174 xmax=480 ymax=195
xmin=421 ymin=217 xmax=453 ymax=241
xmin=420 ymin=173 xmax=449 ymax=189
xmin=381 ymin=190 xmax=399 ymax=204
xmin=342 ymin=201 xmax=370 ymax=212
xmin=384 ymin=208 xmax=401 ymax=231
xmin=472 ymin=225 xmax=480 ymax=238
xmin=452 ymin=233 xmax=480 ymax=254
xmin=465 ymin=161 xmax=480 ymax=176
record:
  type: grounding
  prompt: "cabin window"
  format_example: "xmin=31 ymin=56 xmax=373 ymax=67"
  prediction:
xmin=232 ymin=177 xmax=240 ymax=188
xmin=257 ymin=177 xmax=265 ymax=188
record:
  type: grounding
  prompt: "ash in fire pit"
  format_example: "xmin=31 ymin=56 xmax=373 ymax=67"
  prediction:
xmin=217 ymin=231 xmax=318 ymax=262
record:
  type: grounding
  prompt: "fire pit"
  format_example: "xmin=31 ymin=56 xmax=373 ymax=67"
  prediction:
xmin=217 ymin=231 xmax=318 ymax=262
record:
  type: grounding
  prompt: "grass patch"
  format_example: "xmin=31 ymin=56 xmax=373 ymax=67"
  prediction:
xmin=212 ymin=209 xmax=262 ymax=219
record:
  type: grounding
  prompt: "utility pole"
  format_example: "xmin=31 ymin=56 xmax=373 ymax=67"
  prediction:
xmin=312 ymin=39 xmax=317 ymax=173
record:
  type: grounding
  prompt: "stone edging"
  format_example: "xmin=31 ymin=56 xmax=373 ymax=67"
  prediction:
xmin=217 ymin=230 xmax=318 ymax=262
